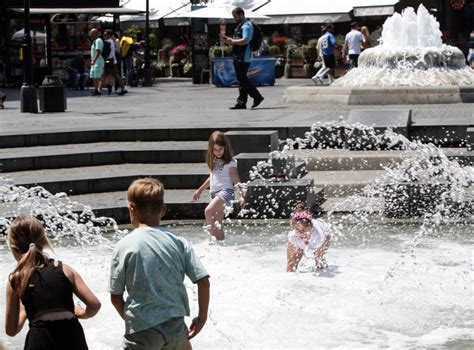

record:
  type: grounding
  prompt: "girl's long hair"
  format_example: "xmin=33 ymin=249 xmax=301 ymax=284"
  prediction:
xmin=8 ymin=216 xmax=53 ymax=297
xmin=205 ymin=131 xmax=234 ymax=170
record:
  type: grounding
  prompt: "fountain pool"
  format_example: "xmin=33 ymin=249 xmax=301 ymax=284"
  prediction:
xmin=1 ymin=221 xmax=472 ymax=349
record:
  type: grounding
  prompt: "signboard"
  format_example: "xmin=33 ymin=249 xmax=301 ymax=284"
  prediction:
xmin=212 ymin=57 xmax=276 ymax=87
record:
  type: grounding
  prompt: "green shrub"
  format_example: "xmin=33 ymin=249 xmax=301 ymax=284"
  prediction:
xmin=123 ymin=25 xmax=140 ymax=41
xmin=307 ymin=39 xmax=318 ymax=48
xmin=269 ymin=45 xmax=281 ymax=56
xmin=209 ymin=44 xmax=232 ymax=58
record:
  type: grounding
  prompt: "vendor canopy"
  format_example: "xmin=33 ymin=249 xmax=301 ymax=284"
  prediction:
xmin=256 ymin=0 xmax=399 ymax=24
xmin=119 ymin=0 xmax=190 ymax=22
xmin=168 ymin=0 xmax=268 ymax=19
xmin=119 ymin=0 xmax=267 ymax=25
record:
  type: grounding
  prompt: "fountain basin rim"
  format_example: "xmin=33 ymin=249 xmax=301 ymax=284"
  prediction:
xmin=284 ymin=85 xmax=474 ymax=105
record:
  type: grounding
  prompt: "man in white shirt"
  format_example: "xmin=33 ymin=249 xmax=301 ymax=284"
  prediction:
xmin=343 ymin=22 xmax=363 ymax=69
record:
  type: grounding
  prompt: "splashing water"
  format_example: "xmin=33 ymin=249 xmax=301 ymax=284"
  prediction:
xmin=242 ymin=117 xmax=473 ymax=255
xmin=0 ymin=121 xmax=472 ymax=348
xmin=0 ymin=176 xmax=123 ymax=247
xmin=333 ymin=4 xmax=474 ymax=87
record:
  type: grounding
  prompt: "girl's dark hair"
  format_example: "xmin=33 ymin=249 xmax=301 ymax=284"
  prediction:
xmin=8 ymin=216 xmax=52 ymax=297
xmin=205 ymin=131 xmax=234 ymax=170
xmin=291 ymin=202 xmax=313 ymax=226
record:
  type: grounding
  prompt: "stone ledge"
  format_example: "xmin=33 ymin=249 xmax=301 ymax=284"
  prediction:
xmin=285 ymin=86 xmax=470 ymax=105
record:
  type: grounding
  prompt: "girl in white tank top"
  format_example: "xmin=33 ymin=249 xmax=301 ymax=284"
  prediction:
xmin=287 ymin=204 xmax=332 ymax=272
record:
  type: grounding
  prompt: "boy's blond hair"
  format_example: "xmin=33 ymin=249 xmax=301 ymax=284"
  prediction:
xmin=127 ymin=178 xmax=165 ymax=214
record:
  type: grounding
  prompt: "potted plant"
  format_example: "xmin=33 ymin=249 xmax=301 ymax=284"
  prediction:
xmin=169 ymin=44 xmax=188 ymax=77
xmin=209 ymin=44 xmax=232 ymax=58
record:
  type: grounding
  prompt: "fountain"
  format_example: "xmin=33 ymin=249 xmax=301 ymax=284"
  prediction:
xmin=0 ymin=120 xmax=473 ymax=348
xmin=285 ymin=4 xmax=474 ymax=105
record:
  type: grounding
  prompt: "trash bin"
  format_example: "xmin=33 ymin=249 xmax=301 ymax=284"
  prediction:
xmin=39 ymin=75 xmax=67 ymax=112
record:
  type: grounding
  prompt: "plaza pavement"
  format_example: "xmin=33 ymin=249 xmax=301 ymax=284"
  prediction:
xmin=0 ymin=78 xmax=473 ymax=135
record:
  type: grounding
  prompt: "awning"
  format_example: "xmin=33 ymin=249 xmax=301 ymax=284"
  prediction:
xmin=254 ymin=14 xmax=351 ymax=25
xmin=10 ymin=7 xmax=143 ymax=15
xmin=353 ymin=5 xmax=395 ymax=17
xmin=119 ymin=0 xmax=190 ymax=22
xmin=258 ymin=0 xmax=398 ymax=24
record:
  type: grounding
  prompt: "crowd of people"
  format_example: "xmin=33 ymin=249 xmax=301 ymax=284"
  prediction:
xmin=311 ymin=24 xmax=474 ymax=85
xmin=4 ymin=129 xmax=332 ymax=350
xmin=311 ymin=21 xmax=379 ymax=85
xmin=64 ymin=28 xmax=146 ymax=96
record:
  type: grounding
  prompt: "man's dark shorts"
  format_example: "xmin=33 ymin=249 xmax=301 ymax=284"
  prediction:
xmin=323 ymin=55 xmax=336 ymax=69
xmin=104 ymin=61 xmax=118 ymax=76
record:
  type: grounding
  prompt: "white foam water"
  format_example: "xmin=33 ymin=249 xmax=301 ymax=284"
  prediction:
xmin=0 ymin=222 xmax=472 ymax=349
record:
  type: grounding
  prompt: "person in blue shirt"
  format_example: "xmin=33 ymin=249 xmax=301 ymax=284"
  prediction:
xmin=320 ymin=23 xmax=337 ymax=83
xmin=221 ymin=7 xmax=264 ymax=110
xmin=109 ymin=178 xmax=210 ymax=350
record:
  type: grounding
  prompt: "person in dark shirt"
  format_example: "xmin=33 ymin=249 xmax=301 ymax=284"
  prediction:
xmin=123 ymin=42 xmax=142 ymax=87
xmin=67 ymin=53 xmax=89 ymax=90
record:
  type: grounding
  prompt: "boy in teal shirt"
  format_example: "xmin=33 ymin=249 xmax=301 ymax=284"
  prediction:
xmin=109 ymin=178 xmax=210 ymax=349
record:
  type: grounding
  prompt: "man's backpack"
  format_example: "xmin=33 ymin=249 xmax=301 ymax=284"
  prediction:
xmin=102 ymin=39 xmax=112 ymax=59
xmin=250 ymin=21 xmax=263 ymax=52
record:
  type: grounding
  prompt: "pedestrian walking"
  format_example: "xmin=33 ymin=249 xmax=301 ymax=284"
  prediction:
xmin=312 ymin=25 xmax=330 ymax=85
xmin=343 ymin=22 xmax=363 ymax=69
xmin=103 ymin=30 xmax=127 ymax=96
xmin=220 ymin=7 xmax=264 ymax=110
xmin=89 ymin=28 xmax=104 ymax=96
xmin=320 ymin=23 xmax=337 ymax=83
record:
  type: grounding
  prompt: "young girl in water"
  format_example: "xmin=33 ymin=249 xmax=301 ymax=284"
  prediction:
xmin=287 ymin=203 xmax=332 ymax=272
xmin=5 ymin=215 xmax=101 ymax=349
xmin=193 ymin=131 xmax=243 ymax=241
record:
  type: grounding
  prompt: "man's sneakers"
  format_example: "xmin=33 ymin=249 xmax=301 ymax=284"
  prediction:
xmin=251 ymin=96 xmax=264 ymax=109
xmin=312 ymin=76 xmax=323 ymax=85
xmin=229 ymin=103 xmax=246 ymax=110
xmin=91 ymin=90 xmax=101 ymax=96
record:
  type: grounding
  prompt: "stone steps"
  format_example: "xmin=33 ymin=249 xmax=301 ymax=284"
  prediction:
xmin=289 ymin=148 xmax=473 ymax=171
xmin=305 ymin=169 xmax=387 ymax=197
xmin=0 ymin=141 xmax=207 ymax=172
xmin=6 ymin=163 xmax=209 ymax=195
xmin=69 ymin=189 xmax=213 ymax=222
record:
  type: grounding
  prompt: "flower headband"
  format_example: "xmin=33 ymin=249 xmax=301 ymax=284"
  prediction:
xmin=292 ymin=211 xmax=313 ymax=221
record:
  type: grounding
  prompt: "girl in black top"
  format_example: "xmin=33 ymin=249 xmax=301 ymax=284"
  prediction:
xmin=5 ymin=216 xmax=101 ymax=350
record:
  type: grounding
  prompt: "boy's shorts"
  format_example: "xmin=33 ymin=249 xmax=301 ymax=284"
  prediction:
xmin=123 ymin=317 xmax=188 ymax=350
xmin=210 ymin=188 xmax=235 ymax=205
